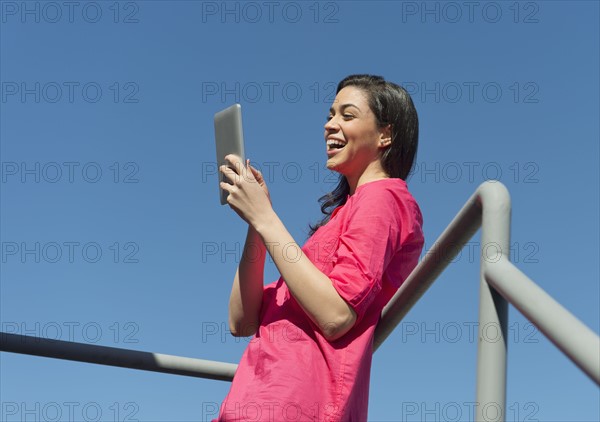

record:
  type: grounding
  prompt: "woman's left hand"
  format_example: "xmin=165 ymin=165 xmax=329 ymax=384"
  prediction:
xmin=219 ymin=154 xmax=274 ymax=229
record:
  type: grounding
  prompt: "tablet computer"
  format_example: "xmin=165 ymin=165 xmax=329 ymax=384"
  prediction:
xmin=214 ymin=103 xmax=246 ymax=205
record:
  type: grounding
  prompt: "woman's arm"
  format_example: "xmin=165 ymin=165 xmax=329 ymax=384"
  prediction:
xmin=228 ymin=225 xmax=266 ymax=337
xmin=254 ymin=216 xmax=357 ymax=341
xmin=220 ymin=156 xmax=356 ymax=341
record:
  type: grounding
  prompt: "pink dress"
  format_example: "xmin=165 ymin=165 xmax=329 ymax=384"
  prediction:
xmin=215 ymin=178 xmax=424 ymax=421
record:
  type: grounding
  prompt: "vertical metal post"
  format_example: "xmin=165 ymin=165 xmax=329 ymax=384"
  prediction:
xmin=475 ymin=182 xmax=511 ymax=421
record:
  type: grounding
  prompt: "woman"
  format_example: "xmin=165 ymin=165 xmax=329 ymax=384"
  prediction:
xmin=215 ymin=74 xmax=424 ymax=421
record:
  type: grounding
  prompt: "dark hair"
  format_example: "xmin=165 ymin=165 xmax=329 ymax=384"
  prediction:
xmin=308 ymin=74 xmax=419 ymax=236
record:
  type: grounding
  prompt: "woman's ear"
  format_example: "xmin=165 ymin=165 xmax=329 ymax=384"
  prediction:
xmin=378 ymin=124 xmax=392 ymax=148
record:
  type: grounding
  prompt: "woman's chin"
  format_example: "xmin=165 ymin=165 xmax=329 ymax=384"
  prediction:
xmin=326 ymin=158 xmax=340 ymax=170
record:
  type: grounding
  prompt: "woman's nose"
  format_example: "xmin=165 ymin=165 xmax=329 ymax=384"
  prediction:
xmin=324 ymin=117 xmax=339 ymax=131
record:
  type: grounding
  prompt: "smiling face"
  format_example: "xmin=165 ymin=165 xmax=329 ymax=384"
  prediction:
xmin=324 ymin=86 xmax=391 ymax=187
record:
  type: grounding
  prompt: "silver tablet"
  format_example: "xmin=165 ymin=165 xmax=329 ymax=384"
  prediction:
xmin=214 ymin=103 xmax=246 ymax=205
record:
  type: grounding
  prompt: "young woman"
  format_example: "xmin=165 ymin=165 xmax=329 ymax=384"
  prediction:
xmin=214 ymin=74 xmax=424 ymax=421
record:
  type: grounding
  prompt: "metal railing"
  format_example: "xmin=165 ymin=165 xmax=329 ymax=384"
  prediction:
xmin=2 ymin=181 xmax=599 ymax=421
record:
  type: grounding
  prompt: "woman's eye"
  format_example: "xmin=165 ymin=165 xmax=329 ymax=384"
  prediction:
xmin=326 ymin=113 xmax=353 ymax=122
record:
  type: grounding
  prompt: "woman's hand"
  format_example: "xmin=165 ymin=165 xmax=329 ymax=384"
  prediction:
xmin=220 ymin=154 xmax=274 ymax=228
xmin=249 ymin=160 xmax=271 ymax=203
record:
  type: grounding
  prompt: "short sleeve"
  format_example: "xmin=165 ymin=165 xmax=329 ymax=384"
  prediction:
xmin=328 ymin=185 xmax=407 ymax=323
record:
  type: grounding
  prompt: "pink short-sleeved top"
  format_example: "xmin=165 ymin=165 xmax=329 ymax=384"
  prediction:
xmin=215 ymin=178 xmax=424 ymax=422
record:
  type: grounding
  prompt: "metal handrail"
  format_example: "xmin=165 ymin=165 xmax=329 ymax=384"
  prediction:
xmin=374 ymin=181 xmax=484 ymax=349
xmin=375 ymin=181 xmax=512 ymax=420
xmin=484 ymin=256 xmax=600 ymax=384
xmin=0 ymin=332 xmax=237 ymax=381
xmin=372 ymin=181 xmax=599 ymax=420
xmin=1 ymin=181 xmax=598 ymax=421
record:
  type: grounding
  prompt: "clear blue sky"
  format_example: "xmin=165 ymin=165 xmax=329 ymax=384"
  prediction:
xmin=1 ymin=1 xmax=598 ymax=421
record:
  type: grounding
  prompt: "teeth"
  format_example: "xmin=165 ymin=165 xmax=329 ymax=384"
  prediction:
xmin=327 ymin=140 xmax=347 ymax=148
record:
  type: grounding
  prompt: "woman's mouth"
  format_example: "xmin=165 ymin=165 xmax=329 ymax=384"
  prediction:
xmin=326 ymin=139 xmax=346 ymax=156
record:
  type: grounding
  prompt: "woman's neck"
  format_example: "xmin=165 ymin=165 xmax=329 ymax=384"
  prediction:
xmin=346 ymin=163 xmax=390 ymax=195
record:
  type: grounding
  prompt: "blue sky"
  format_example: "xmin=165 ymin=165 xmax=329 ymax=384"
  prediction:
xmin=1 ymin=1 xmax=598 ymax=421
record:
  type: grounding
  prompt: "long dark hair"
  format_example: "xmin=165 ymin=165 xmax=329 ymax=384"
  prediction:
xmin=308 ymin=74 xmax=419 ymax=236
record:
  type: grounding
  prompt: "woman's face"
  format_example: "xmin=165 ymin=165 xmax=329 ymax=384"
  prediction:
xmin=324 ymin=86 xmax=389 ymax=177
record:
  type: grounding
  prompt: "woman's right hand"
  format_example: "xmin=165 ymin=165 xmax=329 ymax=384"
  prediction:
xmin=248 ymin=161 xmax=271 ymax=202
